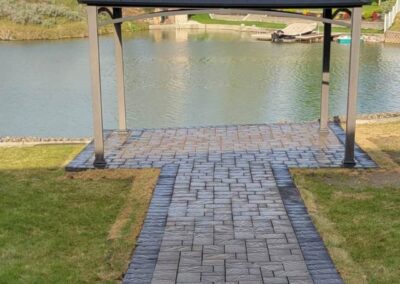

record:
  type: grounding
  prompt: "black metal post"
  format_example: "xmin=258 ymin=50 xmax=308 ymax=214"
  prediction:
xmin=320 ymin=8 xmax=332 ymax=132
xmin=113 ymin=8 xmax=127 ymax=132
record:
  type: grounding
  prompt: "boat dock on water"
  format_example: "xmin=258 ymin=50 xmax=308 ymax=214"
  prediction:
xmin=252 ymin=32 xmax=344 ymax=43
xmin=251 ymin=22 xmax=343 ymax=43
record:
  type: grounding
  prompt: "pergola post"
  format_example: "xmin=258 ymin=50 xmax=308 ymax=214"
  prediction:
xmin=87 ymin=6 xmax=106 ymax=168
xmin=320 ymin=8 xmax=332 ymax=132
xmin=343 ymin=7 xmax=362 ymax=167
xmin=113 ymin=7 xmax=127 ymax=132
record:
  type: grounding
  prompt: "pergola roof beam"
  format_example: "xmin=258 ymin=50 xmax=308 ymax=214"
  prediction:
xmin=98 ymin=8 xmax=352 ymax=27
xmin=79 ymin=0 xmax=370 ymax=9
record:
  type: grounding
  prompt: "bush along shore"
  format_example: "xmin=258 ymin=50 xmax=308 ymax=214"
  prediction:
xmin=0 ymin=19 xmax=148 ymax=40
xmin=0 ymin=0 xmax=148 ymax=40
xmin=0 ymin=0 xmax=85 ymax=40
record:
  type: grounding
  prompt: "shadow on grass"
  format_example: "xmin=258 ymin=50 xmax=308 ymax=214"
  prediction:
xmin=0 ymin=145 xmax=160 ymax=283
xmin=369 ymin=136 xmax=400 ymax=166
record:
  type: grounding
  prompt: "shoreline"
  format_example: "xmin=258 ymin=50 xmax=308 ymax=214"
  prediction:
xmin=0 ymin=19 xmax=386 ymax=42
xmin=1 ymin=112 xmax=399 ymax=146
xmin=0 ymin=137 xmax=91 ymax=147
xmin=149 ymin=22 xmax=385 ymax=43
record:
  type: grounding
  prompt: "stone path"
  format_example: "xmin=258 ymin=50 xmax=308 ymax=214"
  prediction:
xmin=67 ymin=122 xmax=375 ymax=284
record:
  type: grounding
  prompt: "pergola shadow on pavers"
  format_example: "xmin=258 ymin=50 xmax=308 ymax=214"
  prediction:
xmin=72 ymin=1 xmax=375 ymax=283
xmin=77 ymin=0 xmax=371 ymax=168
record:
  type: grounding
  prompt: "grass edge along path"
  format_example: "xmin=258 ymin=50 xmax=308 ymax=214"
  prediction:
xmin=292 ymin=121 xmax=400 ymax=284
xmin=0 ymin=144 xmax=160 ymax=283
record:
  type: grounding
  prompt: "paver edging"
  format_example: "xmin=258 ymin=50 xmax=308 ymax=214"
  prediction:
xmin=123 ymin=164 xmax=178 ymax=283
xmin=273 ymin=165 xmax=344 ymax=284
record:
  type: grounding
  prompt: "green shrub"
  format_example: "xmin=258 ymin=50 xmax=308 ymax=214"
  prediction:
xmin=381 ymin=0 xmax=397 ymax=13
xmin=0 ymin=0 xmax=84 ymax=26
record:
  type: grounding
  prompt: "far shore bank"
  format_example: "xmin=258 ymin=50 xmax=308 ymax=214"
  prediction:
xmin=1 ymin=112 xmax=399 ymax=146
xmin=0 ymin=17 xmax=387 ymax=42
xmin=0 ymin=22 xmax=386 ymax=43
xmin=149 ymin=22 xmax=386 ymax=43
xmin=0 ymin=19 xmax=148 ymax=41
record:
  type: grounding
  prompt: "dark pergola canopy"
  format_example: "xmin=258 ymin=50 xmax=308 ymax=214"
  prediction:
xmin=79 ymin=0 xmax=370 ymax=8
xmin=79 ymin=0 xmax=371 ymax=168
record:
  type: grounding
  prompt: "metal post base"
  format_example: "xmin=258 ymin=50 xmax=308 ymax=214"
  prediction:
xmin=342 ymin=159 xmax=356 ymax=168
xmin=318 ymin=119 xmax=330 ymax=133
xmin=116 ymin=129 xmax=130 ymax=135
xmin=94 ymin=158 xmax=107 ymax=168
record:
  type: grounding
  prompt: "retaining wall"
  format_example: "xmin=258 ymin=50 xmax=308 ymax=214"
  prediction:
xmin=385 ymin=30 xmax=400 ymax=43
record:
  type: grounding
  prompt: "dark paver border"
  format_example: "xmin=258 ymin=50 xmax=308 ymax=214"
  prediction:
xmin=123 ymin=164 xmax=178 ymax=284
xmin=272 ymin=165 xmax=344 ymax=284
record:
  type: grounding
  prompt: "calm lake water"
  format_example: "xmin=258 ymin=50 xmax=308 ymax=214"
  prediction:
xmin=1 ymin=30 xmax=399 ymax=137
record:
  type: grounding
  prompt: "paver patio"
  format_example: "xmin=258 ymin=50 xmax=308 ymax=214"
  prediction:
xmin=67 ymin=122 xmax=376 ymax=284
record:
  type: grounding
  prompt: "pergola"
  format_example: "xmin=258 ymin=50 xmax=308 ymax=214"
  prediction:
xmin=78 ymin=0 xmax=371 ymax=168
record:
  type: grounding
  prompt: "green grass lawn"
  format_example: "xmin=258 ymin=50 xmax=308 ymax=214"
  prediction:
xmin=0 ymin=145 xmax=159 ymax=283
xmin=292 ymin=121 xmax=400 ymax=284
xmin=390 ymin=14 xmax=400 ymax=32
xmin=190 ymin=14 xmax=286 ymax=30
xmin=191 ymin=14 xmax=383 ymax=34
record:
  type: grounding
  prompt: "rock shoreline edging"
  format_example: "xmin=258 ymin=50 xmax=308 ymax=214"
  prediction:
xmin=335 ymin=111 xmax=400 ymax=124
xmin=1 ymin=112 xmax=398 ymax=146
xmin=0 ymin=136 xmax=91 ymax=147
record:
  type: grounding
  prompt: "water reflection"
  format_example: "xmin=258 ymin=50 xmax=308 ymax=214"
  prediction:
xmin=0 ymin=30 xmax=399 ymax=137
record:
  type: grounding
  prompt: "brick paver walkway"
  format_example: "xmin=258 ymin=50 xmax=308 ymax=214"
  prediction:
xmin=67 ymin=122 xmax=375 ymax=284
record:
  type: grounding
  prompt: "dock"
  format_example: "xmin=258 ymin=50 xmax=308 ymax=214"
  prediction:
xmin=252 ymin=32 xmax=344 ymax=43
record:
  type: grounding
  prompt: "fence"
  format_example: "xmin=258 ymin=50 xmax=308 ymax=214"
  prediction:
xmin=384 ymin=0 xmax=400 ymax=32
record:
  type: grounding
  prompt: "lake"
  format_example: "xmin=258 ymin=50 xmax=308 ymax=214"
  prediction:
xmin=0 ymin=29 xmax=399 ymax=137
